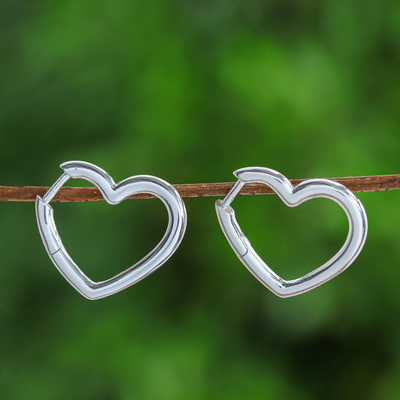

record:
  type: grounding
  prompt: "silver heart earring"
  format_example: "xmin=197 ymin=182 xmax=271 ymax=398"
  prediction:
xmin=215 ymin=167 xmax=368 ymax=298
xmin=36 ymin=161 xmax=187 ymax=300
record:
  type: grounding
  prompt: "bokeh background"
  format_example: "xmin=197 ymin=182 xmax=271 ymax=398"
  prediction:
xmin=1 ymin=0 xmax=400 ymax=398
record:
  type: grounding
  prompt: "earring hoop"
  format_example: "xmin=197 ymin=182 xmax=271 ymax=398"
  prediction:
xmin=215 ymin=167 xmax=368 ymax=297
xmin=36 ymin=161 xmax=187 ymax=300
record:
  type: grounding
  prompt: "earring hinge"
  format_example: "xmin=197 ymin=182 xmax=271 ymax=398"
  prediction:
xmin=221 ymin=180 xmax=245 ymax=209
xmin=42 ymin=172 xmax=70 ymax=204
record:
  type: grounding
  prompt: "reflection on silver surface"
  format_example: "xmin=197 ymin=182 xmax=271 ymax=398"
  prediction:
xmin=216 ymin=167 xmax=368 ymax=298
xmin=36 ymin=161 xmax=187 ymax=300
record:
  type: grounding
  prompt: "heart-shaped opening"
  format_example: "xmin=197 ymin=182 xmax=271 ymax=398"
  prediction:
xmin=231 ymin=194 xmax=348 ymax=281
xmin=52 ymin=197 xmax=169 ymax=282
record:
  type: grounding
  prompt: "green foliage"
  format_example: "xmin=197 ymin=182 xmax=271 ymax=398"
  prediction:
xmin=1 ymin=0 xmax=400 ymax=398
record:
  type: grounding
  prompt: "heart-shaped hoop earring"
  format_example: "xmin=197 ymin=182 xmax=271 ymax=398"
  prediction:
xmin=215 ymin=167 xmax=368 ymax=298
xmin=36 ymin=161 xmax=187 ymax=300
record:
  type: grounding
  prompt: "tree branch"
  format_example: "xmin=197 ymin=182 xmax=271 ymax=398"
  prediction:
xmin=1 ymin=174 xmax=400 ymax=202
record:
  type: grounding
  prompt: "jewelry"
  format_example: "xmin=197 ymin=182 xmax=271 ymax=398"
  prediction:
xmin=36 ymin=161 xmax=187 ymax=300
xmin=215 ymin=167 xmax=368 ymax=297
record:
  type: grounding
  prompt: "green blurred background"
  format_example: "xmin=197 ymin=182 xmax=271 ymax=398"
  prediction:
xmin=1 ymin=0 xmax=400 ymax=398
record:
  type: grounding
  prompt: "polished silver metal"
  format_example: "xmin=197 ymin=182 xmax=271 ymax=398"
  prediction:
xmin=216 ymin=167 xmax=368 ymax=298
xmin=36 ymin=161 xmax=187 ymax=300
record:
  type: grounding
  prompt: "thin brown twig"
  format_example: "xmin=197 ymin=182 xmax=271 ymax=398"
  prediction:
xmin=1 ymin=174 xmax=400 ymax=202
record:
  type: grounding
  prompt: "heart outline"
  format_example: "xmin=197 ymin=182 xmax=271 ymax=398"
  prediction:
xmin=215 ymin=167 xmax=368 ymax=297
xmin=36 ymin=161 xmax=187 ymax=300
